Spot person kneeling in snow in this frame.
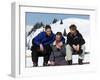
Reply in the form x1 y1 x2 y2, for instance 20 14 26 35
48 32 67 66
31 25 55 67
65 24 85 65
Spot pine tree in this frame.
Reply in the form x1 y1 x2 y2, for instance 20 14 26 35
34 22 44 29
63 28 67 36
52 18 58 24
60 19 63 24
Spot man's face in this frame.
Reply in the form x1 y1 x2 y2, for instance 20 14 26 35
70 29 76 34
56 35 61 41
45 28 52 36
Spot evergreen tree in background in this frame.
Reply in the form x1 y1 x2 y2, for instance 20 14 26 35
63 28 67 36
60 19 63 24
52 18 58 24
28 22 44 36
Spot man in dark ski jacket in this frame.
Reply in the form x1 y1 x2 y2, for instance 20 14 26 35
31 25 65 67
65 24 85 65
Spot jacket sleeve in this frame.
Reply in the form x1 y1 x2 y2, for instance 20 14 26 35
45 34 55 45
78 33 85 45
32 32 43 46
61 36 65 44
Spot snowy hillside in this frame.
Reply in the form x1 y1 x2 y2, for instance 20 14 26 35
26 25 33 33
26 27 44 49
26 18 90 52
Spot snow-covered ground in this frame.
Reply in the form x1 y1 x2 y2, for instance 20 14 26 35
26 18 90 67
25 53 90 67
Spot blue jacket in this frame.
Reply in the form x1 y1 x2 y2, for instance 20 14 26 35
32 31 65 46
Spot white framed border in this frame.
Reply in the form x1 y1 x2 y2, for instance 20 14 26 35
11 2 97 78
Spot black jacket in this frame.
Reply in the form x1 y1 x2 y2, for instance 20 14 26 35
67 30 85 46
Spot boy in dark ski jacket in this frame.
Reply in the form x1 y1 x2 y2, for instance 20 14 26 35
48 32 67 66
31 25 65 67
65 24 85 65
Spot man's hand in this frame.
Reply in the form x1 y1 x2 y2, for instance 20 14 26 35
72 44 80 52
72 45 77 50
58 42 63 47
76 44 80 51
48 61 55 65
40 44 44 51
56 42 63 49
